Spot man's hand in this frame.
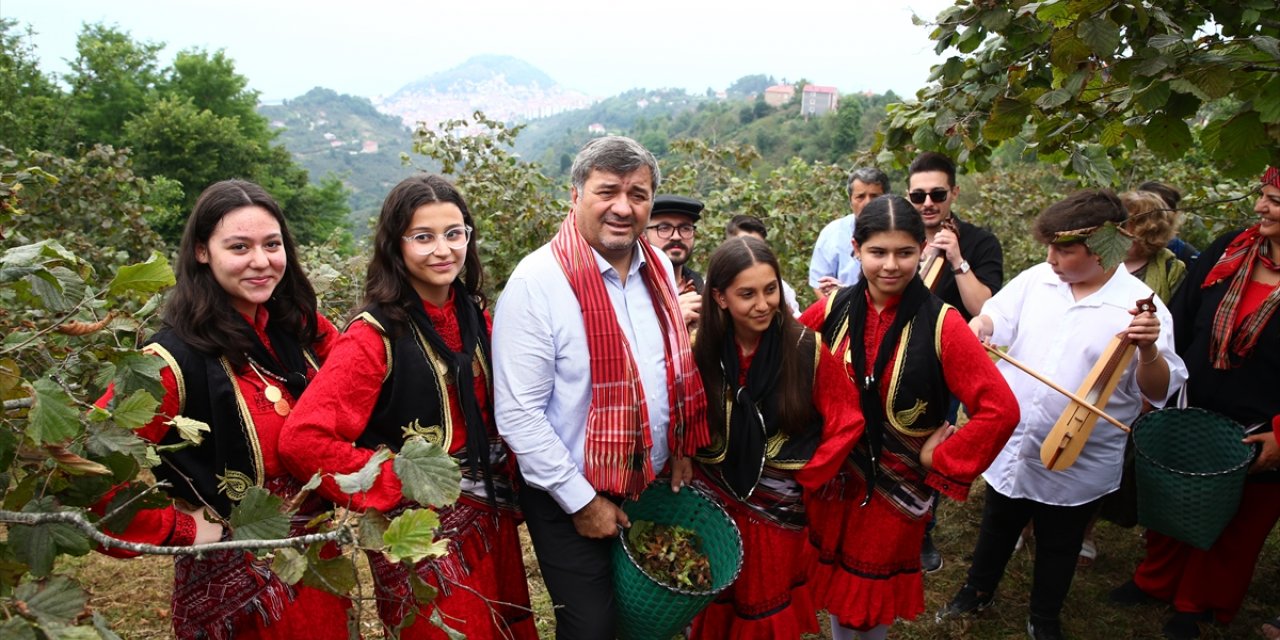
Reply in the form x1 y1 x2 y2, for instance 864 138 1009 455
571 494 630 539
670 456 693 492
679 291 701 329
1126 305 1161 348
815 276 843 299
928 227 963 268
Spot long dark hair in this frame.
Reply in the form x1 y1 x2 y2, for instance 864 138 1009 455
363 174 486 331
163 179 317 367
694 236 816 436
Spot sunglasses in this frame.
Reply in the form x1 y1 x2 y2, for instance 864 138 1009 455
908 188 951 204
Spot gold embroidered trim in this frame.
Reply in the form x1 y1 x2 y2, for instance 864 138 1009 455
142 344 185 414
218 356 265 491
354 312 394 382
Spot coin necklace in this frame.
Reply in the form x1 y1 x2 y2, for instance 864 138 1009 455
246 357 291 417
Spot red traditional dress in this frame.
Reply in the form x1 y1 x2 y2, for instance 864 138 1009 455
798 283 1018 631
280 289 536 640
92 308 350 640
688 327 863 640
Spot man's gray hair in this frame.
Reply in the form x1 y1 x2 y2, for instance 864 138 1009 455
847 166 891 197
570 136 661 193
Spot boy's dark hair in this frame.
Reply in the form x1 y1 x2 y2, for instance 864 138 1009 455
725 214 768 239
1033 189 1127 247
907 151 957 187
1137 181 1182 210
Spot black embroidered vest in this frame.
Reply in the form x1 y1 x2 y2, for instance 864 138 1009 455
820 289 952 517
143 330 318 518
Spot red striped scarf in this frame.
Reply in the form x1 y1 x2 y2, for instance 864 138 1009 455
1203 225 1280 369
550 209 709 498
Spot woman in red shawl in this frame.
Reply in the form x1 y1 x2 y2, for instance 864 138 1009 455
280 174 536 640
1111 167 1280 640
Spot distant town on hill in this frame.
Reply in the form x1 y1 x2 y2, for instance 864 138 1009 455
258 54 898 234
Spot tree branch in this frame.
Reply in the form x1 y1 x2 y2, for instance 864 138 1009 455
0 508 353 555
4 397 33 411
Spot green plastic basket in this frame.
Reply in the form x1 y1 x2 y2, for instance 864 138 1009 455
1132 407 1253 550
613 482 743 640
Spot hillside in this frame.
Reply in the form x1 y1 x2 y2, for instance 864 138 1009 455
376 54 593 129
260 88 419 232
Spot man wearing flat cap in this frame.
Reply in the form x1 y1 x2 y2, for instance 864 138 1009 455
645 194 705 328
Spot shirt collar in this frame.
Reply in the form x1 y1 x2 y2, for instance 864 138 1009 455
591 243 647 279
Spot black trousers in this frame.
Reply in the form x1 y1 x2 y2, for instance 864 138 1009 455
520 485 617 639
965 484 1100 623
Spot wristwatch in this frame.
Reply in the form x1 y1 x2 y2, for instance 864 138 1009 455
953 260 971 275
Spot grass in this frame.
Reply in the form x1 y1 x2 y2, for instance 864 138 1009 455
71 481 1280 638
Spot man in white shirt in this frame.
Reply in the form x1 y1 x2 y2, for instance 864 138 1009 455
493 136 707 639
808 166 890 298
936 190 1187 640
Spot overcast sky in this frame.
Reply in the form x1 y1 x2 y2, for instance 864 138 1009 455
4 0 957 102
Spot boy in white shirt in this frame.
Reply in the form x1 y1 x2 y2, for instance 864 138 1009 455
936 189 1188 640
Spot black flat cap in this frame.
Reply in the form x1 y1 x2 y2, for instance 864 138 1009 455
651 194 704 222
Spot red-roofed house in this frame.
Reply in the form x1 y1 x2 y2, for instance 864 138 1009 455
802 85 840 117
763 84 795 107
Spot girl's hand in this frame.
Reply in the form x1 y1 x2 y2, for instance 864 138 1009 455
179 505 225 545
920 423 958 470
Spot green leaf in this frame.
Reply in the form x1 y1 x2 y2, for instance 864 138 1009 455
86 426 150 466
111 389 159 430
334 448 393 496
1186 65 1237 100
90 611 124 640
1135 81 1172 112
299 543 358 595
106 252 175 297
28 378 81 445
1143 113 1194 159
13 576 88 624
0 618 35 640
938 57 966 85
428 608 466 640
409 571 439 609
168 415 210 444
383 509 449 564
1147 34 1186 53
357 508 392 551
1100 120 1128 147
1049 30 1092 70
978 9 1013 31
0 357 21 397
1086 223 1132 271
1068 145 1118 185
1252 35 1280 60
271 547 308 585
1258 76 1280 124
1036 89 1073 109
228 486 290 543
393 437 461 508
25 271 70 313
1078 18 1120 58
10 502 92 577
1035 1 1073 26
110 351 165 400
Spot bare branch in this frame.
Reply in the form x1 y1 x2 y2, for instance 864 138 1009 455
4 397 33 411
0 508 353 555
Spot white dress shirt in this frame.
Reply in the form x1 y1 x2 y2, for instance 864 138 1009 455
493 242 675 514
808 214 862 288
980 263 1188 506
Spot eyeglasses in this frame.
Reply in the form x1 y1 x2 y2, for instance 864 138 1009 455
908 188 951 204
402 226 472 255
646 223 697 239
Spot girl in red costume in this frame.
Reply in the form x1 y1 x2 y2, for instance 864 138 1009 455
687 236 863 639
280 174 535 640
93 180 350 640
798 195 1018 640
